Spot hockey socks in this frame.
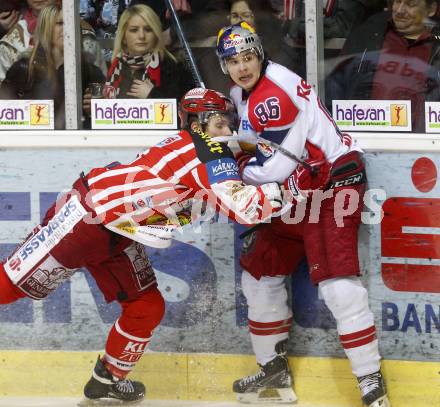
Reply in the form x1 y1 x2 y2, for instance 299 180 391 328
103 287 165 378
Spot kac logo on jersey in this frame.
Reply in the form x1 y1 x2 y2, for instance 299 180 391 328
206 158 240 184
132 195 154 210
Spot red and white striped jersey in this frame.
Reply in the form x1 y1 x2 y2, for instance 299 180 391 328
85 129 277 248
230 61 362 187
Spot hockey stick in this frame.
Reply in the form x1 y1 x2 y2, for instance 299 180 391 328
164 0 206 88
214 133 316 240
255 136 317 175
212 134 318 175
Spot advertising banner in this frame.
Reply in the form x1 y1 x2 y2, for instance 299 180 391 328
0 148 439 362
425 102 440 133
91 99 177 129
332 100 412 132
0 100 54 130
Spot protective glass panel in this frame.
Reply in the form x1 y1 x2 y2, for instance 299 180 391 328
0 1 64 130
324 0 440 133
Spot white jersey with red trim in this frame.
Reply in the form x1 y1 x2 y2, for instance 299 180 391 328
85 129 277 248
231 61 362 186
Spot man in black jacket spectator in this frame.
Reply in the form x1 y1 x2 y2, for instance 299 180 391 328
326 0 440 132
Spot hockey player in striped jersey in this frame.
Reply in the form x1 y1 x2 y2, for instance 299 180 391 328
0 87 282 404
216 22 390 407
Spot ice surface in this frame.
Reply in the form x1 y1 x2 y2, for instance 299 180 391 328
0 398 328 407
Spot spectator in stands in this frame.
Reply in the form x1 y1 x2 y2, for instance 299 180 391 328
0 4 105 129
228 0 288 64
284 0 387 42
0 1 21 39
88 0 170 64
81 18 108 75
0 0 54 84
103 4 194 99
326 0 440 132
188 0 286 94
279 0 387 77
228 0 256 25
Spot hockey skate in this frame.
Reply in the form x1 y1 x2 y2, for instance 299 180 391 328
233 355 297 404
357 370 391 407
81 357 145 405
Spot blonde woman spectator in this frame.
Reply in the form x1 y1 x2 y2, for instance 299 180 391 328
103 4 194 99
0 4 105 129
0 0 53 84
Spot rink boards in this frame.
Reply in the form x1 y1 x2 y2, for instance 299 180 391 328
0 146 439 405
0 350 439 407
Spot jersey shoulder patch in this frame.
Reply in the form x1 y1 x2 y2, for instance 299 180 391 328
205 157 240 185
156 133 183 147
190 128 234 163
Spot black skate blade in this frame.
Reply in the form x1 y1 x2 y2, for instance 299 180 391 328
78 397 145 406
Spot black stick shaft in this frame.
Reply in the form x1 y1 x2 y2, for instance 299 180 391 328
164 0 205 88
257 136 315 173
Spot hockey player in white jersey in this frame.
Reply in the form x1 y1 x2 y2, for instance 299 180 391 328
216 22 391 407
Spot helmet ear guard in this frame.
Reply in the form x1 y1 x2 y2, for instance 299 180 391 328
216 21 264 74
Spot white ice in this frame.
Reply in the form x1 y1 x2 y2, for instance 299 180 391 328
0 398 330 407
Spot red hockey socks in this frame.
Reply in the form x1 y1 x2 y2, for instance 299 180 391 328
103 287 165 378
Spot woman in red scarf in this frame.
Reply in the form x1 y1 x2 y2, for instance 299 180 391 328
104 4 194 100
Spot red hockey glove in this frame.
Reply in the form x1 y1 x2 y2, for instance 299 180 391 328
235 151 253 177
283 159 331 203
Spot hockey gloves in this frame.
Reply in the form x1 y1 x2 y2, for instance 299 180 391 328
235 150 254 177
283 159 331 203
259 182 283 211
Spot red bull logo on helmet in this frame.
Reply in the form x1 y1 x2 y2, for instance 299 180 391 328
217 22 260 57
223 36 246 50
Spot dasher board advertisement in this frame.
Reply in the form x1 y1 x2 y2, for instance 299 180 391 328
425 102 440 133
0 148 439 362
0 100 54 130
91 98 177 130
332 100 412 132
